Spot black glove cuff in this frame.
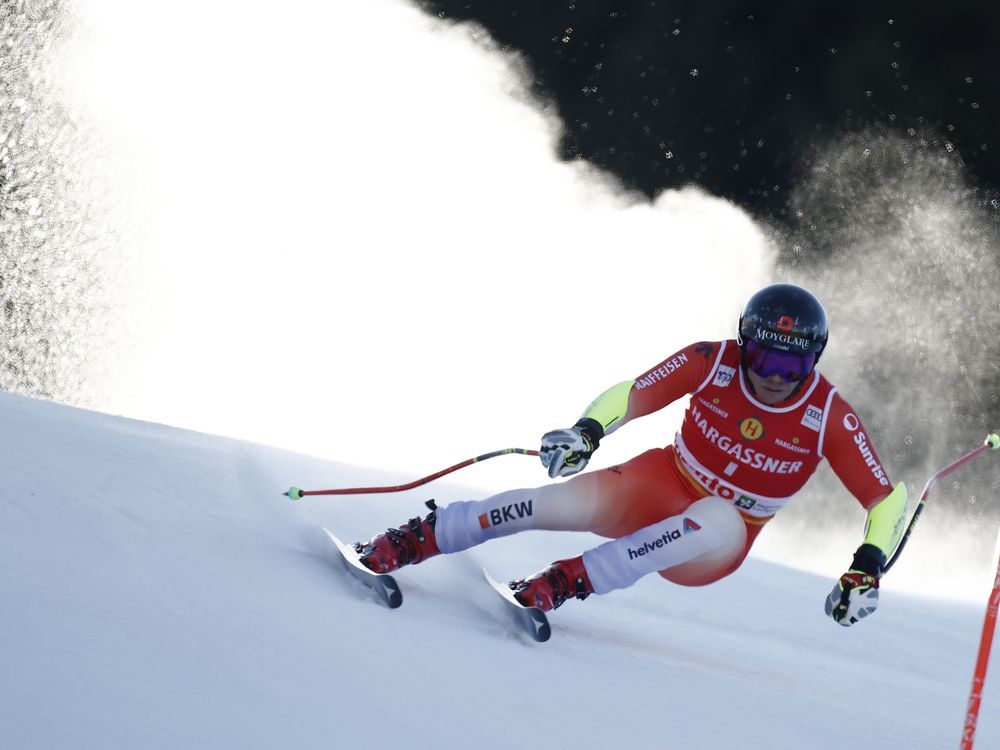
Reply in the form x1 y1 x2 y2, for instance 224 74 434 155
574 418 604 452
850 543 886 577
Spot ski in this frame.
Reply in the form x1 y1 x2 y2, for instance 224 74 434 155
483 569 551 642
321 529 548 636
323 528 403 609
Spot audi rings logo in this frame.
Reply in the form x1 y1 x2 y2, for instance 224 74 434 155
843 413 860 432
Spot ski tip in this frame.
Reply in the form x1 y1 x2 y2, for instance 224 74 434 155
482 568 511 594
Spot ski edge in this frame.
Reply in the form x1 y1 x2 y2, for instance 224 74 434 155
483 568 551 642
323 528 403 609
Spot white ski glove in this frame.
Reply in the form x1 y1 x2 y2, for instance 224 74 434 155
539 419 603 479
825 544 884 626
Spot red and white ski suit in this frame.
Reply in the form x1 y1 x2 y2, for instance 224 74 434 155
433 340 894 590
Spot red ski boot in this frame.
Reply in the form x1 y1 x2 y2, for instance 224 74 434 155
355 512 440 574
511 556 594 612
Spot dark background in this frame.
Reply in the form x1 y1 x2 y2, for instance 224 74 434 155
419 0 1000 222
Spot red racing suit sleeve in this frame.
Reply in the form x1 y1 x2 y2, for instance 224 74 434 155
624 341 720 423
822 392 894 509
580 341 719 434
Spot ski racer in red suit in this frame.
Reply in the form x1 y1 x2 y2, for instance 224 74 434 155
355 284 907 627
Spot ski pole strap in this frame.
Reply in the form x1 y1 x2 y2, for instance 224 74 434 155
284 448 540 499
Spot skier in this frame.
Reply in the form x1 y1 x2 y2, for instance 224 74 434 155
355 283 907 627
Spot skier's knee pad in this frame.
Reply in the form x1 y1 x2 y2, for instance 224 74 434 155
658 497 747 587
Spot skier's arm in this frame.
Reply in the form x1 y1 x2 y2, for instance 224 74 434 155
822 394 907 626
822 393 895 509
860 481 907 561
824 487 906 627
540 341 719 478
579 341 720 437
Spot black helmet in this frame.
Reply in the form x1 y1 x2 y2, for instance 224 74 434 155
737 283 828 358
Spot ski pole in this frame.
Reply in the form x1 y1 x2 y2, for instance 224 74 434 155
883 432 1000 574
960 529 1000 750
284 447 540 500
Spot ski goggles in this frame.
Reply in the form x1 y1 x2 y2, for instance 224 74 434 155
742 340 816 383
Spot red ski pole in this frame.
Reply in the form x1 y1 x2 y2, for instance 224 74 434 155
284 447 539 500
883 433 1000 574
960 539 1000 749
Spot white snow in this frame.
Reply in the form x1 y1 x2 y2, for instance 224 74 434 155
2 390 996 749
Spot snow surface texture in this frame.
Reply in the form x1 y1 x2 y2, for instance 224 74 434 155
2 390 996 749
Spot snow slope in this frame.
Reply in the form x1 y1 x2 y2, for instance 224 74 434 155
2 390 996 749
